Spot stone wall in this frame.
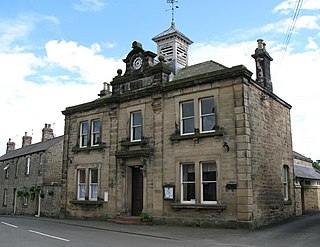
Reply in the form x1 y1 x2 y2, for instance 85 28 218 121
303 187 320 211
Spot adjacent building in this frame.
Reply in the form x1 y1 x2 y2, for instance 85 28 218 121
60 23 295 228
293 151 320 214
0 124 63 217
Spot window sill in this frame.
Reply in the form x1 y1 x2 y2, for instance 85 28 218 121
70 200 103 206
170 128 225 142
72 143 107 154
120 138 150 148
171 203 226 211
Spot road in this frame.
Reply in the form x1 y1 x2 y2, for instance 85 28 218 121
0 212 320 247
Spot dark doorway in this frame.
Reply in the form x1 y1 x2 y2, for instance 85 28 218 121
132 166 143 216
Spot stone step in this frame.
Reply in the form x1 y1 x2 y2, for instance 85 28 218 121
114 216 141 225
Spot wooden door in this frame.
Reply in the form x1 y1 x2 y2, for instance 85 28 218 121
132 167 143 216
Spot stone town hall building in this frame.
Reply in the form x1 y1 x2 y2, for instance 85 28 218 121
61 22 295 228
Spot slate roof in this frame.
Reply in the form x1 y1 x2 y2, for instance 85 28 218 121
152 22 193 44
0 136 64 162
173 60 227 81
294 164 320 180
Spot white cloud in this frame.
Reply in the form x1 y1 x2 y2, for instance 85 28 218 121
73 0 106 12
45 40 123 83
306 36 319 48
275 0 320 14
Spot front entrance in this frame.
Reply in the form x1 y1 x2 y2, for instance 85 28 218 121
131 166 143 216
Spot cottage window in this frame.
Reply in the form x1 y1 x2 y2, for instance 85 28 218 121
199 97 215 133
283 165 289 200
181 164 195 203
80 121 89 147
25 158 30 175
91 119 100 146
131 111 142 142
4 164 9 179
77 169 86 200
180 101 194 135
201 162 217 204
89 169 98 201
3 188 7 207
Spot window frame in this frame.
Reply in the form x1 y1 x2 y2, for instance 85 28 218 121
79 121 89 148
91 119 101 146
89 169 98 201
200 162 217 204
180 101 195 135
283 165 289 201
77 169 86 201
181 163 196 204
199 97 215 133
130 111 142 142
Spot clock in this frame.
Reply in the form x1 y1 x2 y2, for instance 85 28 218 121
132 56 142 70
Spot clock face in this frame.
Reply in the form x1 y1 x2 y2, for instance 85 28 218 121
132 56 142 70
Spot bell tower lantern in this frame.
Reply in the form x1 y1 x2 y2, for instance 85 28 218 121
152 21 193 76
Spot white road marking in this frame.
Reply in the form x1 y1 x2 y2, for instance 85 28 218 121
28 230 70 242
1 221 18 228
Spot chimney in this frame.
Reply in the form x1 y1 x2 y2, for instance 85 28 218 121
6 138 15 153
22 132 32 148
251 39 273 92
42 123 54 142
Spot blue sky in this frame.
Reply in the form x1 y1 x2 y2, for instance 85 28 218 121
0 0 319 160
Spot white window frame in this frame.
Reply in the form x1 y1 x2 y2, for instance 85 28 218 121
91 119 101 146
77 169 86 200
180 101 195 135
283 165 289 201
181 163 196 204
25 158 30 175
130 111 142 142
89 169 98 201
80 121 88 148
199 97 215 133
200 162 217 204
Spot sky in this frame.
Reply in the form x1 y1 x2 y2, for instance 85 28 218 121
0 0 319 161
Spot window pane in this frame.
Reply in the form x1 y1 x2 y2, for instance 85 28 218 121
133 126 141 140
92 120 100 132
202 163 216 181
81 122 88 134
92 120 100 146
201 98 214 115
91 185 98 199
182 102 194 118
202 115 215 131
91 169 98 183
79 170 86 183
203 183 216 201
133 111 142 125
79 184 85 199
182 164 195 182
182 118 194 134
183 183 195 201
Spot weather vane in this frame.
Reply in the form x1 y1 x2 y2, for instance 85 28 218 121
167 0 179 24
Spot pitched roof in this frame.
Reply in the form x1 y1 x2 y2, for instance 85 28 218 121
294 164 320 180
0 136 64 161
152 22 193 44
293 151 313 163
173 60 227 81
